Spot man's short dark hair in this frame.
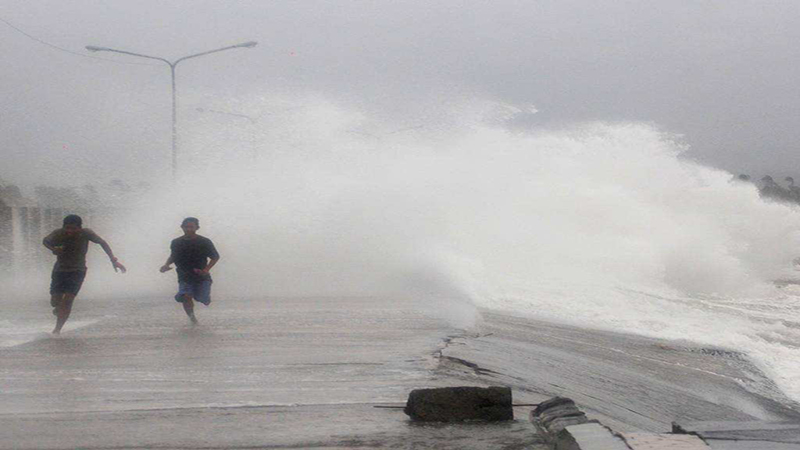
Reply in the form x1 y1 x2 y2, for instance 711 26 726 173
181 217 200 227
63 214 83 228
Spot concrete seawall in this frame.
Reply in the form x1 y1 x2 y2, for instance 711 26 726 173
0 206 115 272
437 311 800 449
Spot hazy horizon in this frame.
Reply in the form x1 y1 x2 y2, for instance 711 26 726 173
3 1 800 190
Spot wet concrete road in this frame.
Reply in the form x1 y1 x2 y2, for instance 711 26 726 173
2 295 799 448
0 296 545 449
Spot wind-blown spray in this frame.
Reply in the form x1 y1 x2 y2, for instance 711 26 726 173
10 95 800 402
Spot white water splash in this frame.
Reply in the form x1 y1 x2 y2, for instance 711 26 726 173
37 95 800 403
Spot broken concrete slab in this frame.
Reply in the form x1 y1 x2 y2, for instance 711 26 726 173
672 420 800 444
535 396 578 412
403 386 513 422
673 420 800 434
705 441 800 450
621 432 709 449
531 396 590 441
554 422 629 450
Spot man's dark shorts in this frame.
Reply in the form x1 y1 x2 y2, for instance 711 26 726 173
50 270 87 296
174 279 212 306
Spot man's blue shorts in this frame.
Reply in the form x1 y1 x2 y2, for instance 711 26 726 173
174 279 212 305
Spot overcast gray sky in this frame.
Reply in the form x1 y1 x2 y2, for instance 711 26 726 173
2 0 800 188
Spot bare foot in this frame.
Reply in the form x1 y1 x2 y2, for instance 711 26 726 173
189 315 199 325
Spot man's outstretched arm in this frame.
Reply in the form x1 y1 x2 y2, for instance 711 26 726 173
204 257 220 273
89 231 126 273
160 255 175 273
195 243 220 276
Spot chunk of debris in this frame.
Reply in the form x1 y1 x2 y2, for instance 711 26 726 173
404 386 513 422
621 432 709 449
531 396 590 439
554 422 629 450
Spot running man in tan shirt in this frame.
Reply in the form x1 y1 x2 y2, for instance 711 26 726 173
42 214 126 334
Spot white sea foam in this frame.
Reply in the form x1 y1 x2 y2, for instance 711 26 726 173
0 318 101 347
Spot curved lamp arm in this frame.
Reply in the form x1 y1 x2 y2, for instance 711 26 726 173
174 41 258 66
85 46 171 65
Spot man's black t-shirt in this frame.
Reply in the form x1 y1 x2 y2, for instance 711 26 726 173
170 235 219 283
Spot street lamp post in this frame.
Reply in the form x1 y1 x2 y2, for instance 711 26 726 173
86 41 258 178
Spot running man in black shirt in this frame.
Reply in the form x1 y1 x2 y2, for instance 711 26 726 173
160 217 220 324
